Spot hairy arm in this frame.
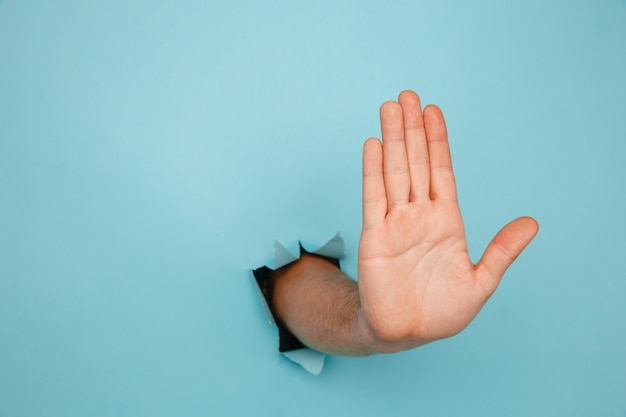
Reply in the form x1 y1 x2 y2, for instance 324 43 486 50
271 253 374 355
271 90 538 356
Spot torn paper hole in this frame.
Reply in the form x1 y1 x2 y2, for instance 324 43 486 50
252 233 345 375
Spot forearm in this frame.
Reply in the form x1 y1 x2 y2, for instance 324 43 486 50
270 253 375 356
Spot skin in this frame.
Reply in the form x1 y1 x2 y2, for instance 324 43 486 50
272 90 539 356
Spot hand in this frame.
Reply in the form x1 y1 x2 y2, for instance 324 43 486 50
357 90 538 352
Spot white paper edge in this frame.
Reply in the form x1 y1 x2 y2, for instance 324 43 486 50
253 233 346 375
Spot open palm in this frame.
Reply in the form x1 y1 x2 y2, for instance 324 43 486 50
357 91 538 352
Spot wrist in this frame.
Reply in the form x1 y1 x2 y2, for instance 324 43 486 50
355 305 430 354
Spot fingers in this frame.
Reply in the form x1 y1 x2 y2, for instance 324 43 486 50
475 217 539 296
362 138 386 229
380 101 410 209
366 90 456 224
424 105 457 201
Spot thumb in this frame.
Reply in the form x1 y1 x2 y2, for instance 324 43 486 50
475 216 539 296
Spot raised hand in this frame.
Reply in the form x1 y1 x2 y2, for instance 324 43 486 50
357 90 538 352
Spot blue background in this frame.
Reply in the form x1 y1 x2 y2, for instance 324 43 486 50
1 0 625 415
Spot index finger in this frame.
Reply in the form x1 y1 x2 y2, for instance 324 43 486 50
424 105 457 201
